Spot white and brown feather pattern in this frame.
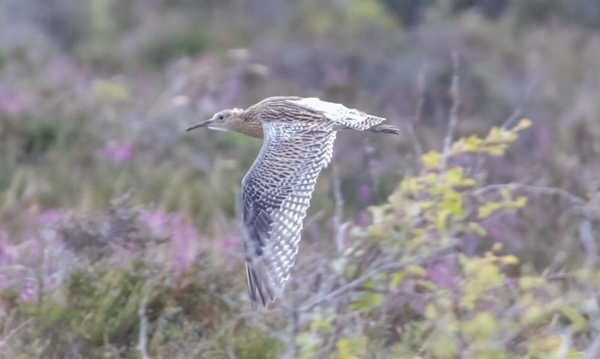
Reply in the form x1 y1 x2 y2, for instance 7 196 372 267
289 97 387 130
242 120 336 308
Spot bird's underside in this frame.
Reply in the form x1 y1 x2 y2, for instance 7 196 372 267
241 98 397 308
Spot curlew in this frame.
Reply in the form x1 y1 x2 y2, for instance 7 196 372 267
186 96 400 308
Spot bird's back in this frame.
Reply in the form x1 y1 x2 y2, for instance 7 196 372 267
245 96 390 132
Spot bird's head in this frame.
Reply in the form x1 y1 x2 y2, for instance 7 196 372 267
186 108 244 133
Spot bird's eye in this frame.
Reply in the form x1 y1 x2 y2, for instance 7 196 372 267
218 115 224 120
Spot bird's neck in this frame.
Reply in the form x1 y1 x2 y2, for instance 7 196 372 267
231 111 263 138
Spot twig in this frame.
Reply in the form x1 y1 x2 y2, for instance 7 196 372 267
579 220 597 273
363 136 381 202
137 292 150 359
405 65 427 171
280 306 300 359
331 160 349 253
441 52 461 170
502 72 538 129
0 318 32 350
226 345 237 359
584 332 600 359
300 242 457 312
473 183 587 208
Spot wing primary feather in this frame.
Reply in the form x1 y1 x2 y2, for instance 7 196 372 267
246 261 276 308
241 121 337 308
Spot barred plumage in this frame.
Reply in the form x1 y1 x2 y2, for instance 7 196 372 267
186 96 400 308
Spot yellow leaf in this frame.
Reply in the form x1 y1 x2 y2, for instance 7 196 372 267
499 255 519 265
421 151 441 169
460 177 477 186
478 202 502 219
425 302 437 319
478 263 501 284
464 135 483 151
432 336 456 359
467 222 487 236
350 292 384 312
514 118 532 131
491 242 503 252
560 305 588 332
93 80 130 101
336 338 366 359
513 196 527 208
312 318 331 330
434 210 450 232
519 276 542 291
406 265 426 276
390 272 404 288
441 190 463 216
463 312 497 340
521 306 544 324
485 144 509 156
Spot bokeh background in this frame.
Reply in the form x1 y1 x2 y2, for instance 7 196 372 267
1 0 600 358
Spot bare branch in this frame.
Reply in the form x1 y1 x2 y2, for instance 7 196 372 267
441 51 461 170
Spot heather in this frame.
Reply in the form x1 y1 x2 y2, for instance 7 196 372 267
1 1 600 358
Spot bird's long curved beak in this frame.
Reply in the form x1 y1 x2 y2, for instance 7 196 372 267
186 119 213 132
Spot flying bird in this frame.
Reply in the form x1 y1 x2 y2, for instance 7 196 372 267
186 96 400 308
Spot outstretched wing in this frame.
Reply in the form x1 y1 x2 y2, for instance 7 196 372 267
288 97 387 130
242 121 336 308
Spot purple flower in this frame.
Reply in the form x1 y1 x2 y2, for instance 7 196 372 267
140 210 200 272
0 230 19 265
358 184 372 201
355 210 370 226
170 213 200 271
426 261 458 289
140 210 170 238
47 58 90 85
96 140 133 164
20 279 39 302
221 232 237 250
0 88 25 115
0 210 74 305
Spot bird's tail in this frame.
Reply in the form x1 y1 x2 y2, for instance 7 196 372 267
367 123 402 135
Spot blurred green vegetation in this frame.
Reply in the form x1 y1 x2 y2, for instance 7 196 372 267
0 0 600 357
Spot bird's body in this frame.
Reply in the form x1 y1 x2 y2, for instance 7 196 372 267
186 96 400 308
